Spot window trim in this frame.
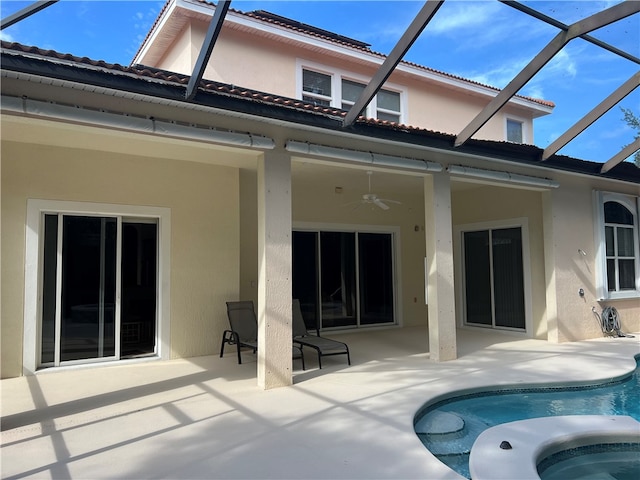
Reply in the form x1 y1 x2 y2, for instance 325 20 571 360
294 221 403 329
454 217 533 336
506 116 526 144
297 59 406 123
23 199 171 374
301 68 333 105
594 191 640 300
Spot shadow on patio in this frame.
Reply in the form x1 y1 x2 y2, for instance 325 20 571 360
2 327 638 479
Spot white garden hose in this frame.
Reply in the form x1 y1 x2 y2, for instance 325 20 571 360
593 306 635 338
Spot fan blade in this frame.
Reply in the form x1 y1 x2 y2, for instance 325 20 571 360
373 198 390 210
379 198 402 205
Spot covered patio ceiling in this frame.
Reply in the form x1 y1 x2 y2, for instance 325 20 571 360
2 0 639 174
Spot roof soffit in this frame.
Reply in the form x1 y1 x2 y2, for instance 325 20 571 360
2 49 638 185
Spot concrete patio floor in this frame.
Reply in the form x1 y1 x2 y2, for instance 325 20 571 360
2 327 639 480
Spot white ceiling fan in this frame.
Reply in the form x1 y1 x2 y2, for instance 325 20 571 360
346 170 401 211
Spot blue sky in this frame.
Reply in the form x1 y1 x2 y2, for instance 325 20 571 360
1 0 638 164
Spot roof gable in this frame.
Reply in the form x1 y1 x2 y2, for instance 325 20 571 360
133 0 553 113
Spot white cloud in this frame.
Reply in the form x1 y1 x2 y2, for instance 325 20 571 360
462 58 529 89
523 84 545 100
599 123 631 140
546 48 578 79
453 41 580 100
426 2 500 35
546 131 562 143
0 31 14 43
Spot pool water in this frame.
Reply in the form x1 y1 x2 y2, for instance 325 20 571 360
414 357 640 479
537 443 640 480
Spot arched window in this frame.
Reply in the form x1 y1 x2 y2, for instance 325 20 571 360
596 193 640 299
604 201 636 292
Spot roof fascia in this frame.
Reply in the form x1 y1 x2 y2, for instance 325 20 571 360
3 50 637 185
174 0 551 114
132 0 180 65
221 8 379 61
390 62 553 115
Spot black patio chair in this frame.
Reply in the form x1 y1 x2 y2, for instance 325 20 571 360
221 300 305 369
292 299 351 369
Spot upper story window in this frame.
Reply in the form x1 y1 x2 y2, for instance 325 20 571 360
376 89 401 123
506 118 524 143
341 79 364 110
300 64 404 123
595 192 640 299
340 79 401 123
302 70 332 106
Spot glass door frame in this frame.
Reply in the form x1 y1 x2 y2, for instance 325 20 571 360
454 218 533 335
293 222 401 331
41 213 122 367
23 199 171 374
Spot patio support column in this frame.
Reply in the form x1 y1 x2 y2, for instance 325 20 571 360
542 189 560 343
424 173 457 361
256 150 293 389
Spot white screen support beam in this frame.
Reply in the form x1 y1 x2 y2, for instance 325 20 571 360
454 1 640 148
542 71 640 161
342 0 443 127
0 0 57 30
185 0 231 101
601 138 640 174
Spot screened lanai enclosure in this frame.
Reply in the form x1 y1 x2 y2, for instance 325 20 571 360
1 1 638 388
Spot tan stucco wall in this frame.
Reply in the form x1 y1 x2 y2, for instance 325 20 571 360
159 19 537 143
209 28 298 96
451 185 547 338
292 167 428 328
238 165 430 333
450 177 639 343
1 141 240 378
240 167 429 330
543 176 640 342
239 169 259 305
400 76 536 144
156 23 196 75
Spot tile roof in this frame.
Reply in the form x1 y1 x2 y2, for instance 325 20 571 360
236 4 555 109
137 0 553 109
1 40 637 183
245 10 371 49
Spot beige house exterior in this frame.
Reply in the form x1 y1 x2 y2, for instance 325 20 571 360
1 0 639 388
133 0 552 145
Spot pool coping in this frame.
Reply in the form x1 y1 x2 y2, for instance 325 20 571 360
469 415 640 480
412 358 639 424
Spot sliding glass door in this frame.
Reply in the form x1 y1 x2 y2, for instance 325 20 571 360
359 233 394 325
40 214 158 367
320 232 357 328
463 226 525 330
293 229 396 331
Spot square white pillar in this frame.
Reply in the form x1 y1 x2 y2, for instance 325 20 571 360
257 151 293 389
424 173 457 361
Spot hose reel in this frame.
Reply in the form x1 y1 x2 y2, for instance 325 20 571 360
593 306 635 338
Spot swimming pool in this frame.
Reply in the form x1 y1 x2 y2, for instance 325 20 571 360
414 356 640 479
537 442 640 480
